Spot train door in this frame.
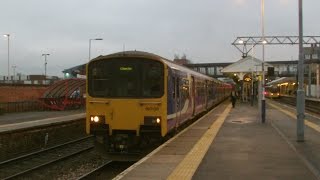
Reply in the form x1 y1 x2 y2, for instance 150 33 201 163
191 76 195 116
171 76 177 129
205 80 208 110
175 77 181 128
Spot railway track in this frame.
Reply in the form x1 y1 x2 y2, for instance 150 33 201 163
272 96 320 115
78 161 136 179
0 135 94 179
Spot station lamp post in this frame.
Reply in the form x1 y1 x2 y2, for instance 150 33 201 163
297 0 305 142
251 47 255 107
42 53 50 83
261 0 266 123
89 38 103 61
3 34 10 82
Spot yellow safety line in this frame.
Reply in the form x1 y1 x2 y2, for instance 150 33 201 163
167 104 232 180
268 102 320 133
114 103 226 180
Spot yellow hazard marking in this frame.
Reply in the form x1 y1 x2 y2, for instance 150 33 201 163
268 102 320 133
167 104 232 180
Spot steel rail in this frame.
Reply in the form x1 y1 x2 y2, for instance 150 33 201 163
77 160 113 180
3 146 94 180
0 135 94 166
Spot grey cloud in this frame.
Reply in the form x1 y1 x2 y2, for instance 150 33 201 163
0 0 319 76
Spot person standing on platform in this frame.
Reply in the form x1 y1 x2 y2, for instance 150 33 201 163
231 91 237 108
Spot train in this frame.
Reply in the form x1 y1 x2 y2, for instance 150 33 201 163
265 77 298 98
85 51 232 152
265 85 280 98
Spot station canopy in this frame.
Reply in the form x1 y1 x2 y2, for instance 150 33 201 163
266 77 296 86
221 55 272 73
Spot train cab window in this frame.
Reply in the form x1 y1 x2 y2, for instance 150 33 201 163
142 62 164 97
88 58 164 98
116 63 139 97
90 61 113 97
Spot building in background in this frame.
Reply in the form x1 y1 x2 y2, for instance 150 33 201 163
0 74 60 85
62 63 86 79
304 44 320 98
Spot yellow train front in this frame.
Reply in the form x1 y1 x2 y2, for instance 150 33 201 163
86 51 231 153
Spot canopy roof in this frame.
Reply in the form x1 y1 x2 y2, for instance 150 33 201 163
266 77 296 86
221 56 272 73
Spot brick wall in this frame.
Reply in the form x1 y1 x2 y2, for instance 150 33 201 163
0 84 47 102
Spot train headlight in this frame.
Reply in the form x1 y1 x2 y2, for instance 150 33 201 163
144 116 161 125
93 116 99 122
89 115 105 124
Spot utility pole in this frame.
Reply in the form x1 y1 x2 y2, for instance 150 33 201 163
42 54 50 84
12 65 16 83
297 0 305 142
3 34 10 82
317 44 320 98
251 44 255 106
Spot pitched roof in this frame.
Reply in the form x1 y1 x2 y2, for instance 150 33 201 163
266 77 296 86
221 56 272 73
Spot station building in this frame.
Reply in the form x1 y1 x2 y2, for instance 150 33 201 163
0 74 60 85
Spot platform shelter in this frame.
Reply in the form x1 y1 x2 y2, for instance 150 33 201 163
221 56 272 102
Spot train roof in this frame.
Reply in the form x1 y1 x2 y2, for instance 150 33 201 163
92 51 219 82
266 77 296 86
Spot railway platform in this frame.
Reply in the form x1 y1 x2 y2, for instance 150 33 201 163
0 109 85 133
115 100 320 180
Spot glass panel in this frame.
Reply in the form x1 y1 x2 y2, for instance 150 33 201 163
199 67 206 74
88 58 164 98
90 60 115 97
142 61 163 97
216 67 223 75
207 67 215 75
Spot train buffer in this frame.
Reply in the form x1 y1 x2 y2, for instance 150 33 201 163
115 101 320 180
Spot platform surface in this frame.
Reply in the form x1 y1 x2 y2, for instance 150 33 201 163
0 110 85 133
115 100 320 180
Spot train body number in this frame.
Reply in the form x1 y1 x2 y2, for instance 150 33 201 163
145 106 160 111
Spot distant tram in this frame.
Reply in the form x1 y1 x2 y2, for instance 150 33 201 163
85 51 232 152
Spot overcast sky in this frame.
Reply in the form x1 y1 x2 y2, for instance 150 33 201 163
0 0 319 77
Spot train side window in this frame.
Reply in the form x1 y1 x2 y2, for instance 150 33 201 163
172 77 176 98
176 78 180 98
182 79 189 98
